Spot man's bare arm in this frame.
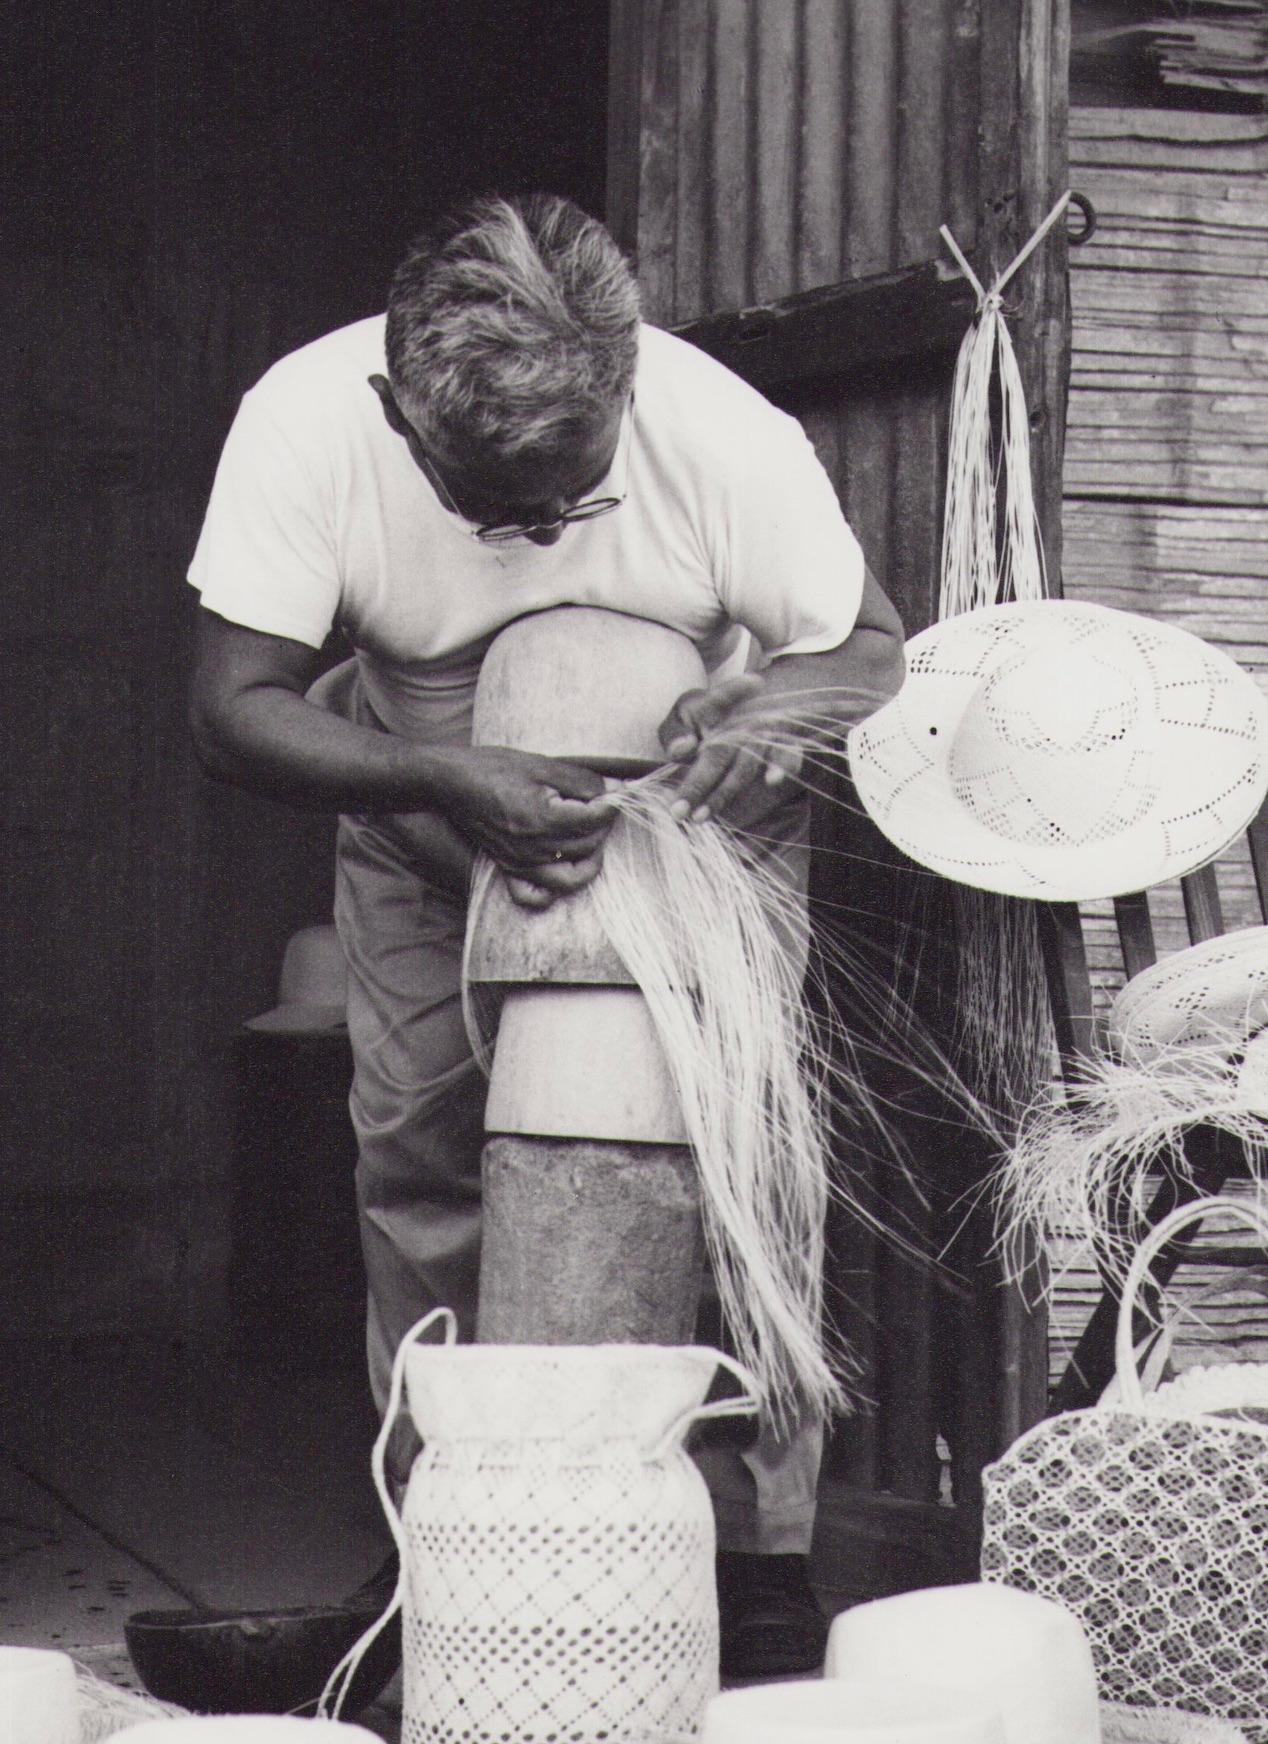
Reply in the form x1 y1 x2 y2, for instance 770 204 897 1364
189 607 615 894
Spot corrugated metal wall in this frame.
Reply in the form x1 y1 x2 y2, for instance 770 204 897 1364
609 0 1070 1567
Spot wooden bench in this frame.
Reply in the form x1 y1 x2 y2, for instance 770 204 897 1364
1035 799 1268 1412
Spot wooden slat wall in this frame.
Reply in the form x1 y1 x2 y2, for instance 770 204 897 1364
1049 104 1268 1387
609 0 1070 1532
1063 106 1268 1013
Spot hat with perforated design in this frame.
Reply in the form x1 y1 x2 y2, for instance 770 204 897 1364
847 600 1268 902
1108 926 1268 1061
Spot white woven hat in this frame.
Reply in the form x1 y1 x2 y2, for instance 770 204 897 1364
847 601 1268 901
245 923 348 1034
1108 926 1268 1060
824 1583 1100 1744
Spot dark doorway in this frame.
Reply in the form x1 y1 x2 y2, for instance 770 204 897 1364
0 0 609 1353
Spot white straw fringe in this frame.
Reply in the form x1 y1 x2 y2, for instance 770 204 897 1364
74 1661 187 1740
996 1035 1268 1292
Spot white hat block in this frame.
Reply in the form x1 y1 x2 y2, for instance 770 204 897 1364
484 986 687 1142
472 604 707 773
0 1647 78 1744
825 1584 1100 1744
700 1678 1005 1744
111 1719 380 1741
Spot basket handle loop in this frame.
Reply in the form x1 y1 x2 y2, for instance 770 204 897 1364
318 1306 457 1719
1115 1195 1268 1411
650 1349 762 1462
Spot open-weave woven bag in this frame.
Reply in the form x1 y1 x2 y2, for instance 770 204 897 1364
322 1311 760 1744
982 1197 1268 1740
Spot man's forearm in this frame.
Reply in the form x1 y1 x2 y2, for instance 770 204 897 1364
191 680 463 813
760 631 905 737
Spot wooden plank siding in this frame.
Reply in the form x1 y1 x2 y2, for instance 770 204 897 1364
1063 106 1268 1018
1048 104 1268 1390
608 0 1070 1533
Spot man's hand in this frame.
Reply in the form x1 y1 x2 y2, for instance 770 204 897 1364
659 674 805 829
428 744 616 906
658 570 906 831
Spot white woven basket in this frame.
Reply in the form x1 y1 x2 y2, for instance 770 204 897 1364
982 1197 1268 1740
322 1310 759 1744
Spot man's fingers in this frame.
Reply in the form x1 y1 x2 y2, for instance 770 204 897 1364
505 874 556 910
660 674 764 759
543 790 618 832
763 743 804 787
527 753 611 804
536 852 604 893
669 741 742 819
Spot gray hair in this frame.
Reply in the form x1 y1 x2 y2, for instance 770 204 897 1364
386 194 641 468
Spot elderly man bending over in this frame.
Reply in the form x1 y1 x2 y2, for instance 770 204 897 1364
188 192 905 1675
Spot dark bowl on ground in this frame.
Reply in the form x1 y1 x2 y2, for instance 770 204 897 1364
124 1603 400 1718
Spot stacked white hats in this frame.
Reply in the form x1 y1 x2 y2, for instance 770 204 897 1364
824 1583 1101 1744
700 1678 1005 1744
111 1719 379 1741
0 1647 78 1744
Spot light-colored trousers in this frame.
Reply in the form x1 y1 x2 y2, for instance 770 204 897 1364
321 664 823 1553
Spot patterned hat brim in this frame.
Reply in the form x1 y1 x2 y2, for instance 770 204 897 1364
847 601 1268 903
1108 926 1268 1058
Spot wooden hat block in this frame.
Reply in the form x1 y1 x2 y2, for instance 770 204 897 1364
485 986 688 1145
466 606 706 988
469 607 706 1345
471 604 707 774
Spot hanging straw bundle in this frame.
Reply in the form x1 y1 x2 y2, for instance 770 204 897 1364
936 195 1073 1124
464 687 1006 1429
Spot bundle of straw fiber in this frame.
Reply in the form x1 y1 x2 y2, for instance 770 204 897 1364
936 197 1072 1119
464 692 1004 1429
998 932 1268 1286
997 1034 1268 1290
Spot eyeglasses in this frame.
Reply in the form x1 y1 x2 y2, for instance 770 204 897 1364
469 400 634 544
474 491 622 544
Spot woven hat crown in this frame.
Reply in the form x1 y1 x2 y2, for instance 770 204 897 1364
948 635 1156 850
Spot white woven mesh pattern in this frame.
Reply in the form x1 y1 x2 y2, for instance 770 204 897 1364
1110 930 1268 1059
981 1410 1268 1738
848 601 1268 900
399 1438 717 1744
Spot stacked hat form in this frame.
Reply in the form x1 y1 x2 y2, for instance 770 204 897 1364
847 600 1268 902
0 1647 78 1744
699 1678 1005 1744
111 1719 380 1741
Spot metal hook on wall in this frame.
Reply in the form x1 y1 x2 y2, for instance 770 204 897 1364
1066 191 1097 246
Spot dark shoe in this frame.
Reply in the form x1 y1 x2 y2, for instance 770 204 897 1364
717 1551 829 1679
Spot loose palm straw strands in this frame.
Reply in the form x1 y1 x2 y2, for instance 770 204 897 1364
996 1035 1268 1294
74 1661 188 1740
463 688 1004 1429
937 196 1072 1127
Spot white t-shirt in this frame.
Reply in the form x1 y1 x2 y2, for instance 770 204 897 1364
189 317 865 742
